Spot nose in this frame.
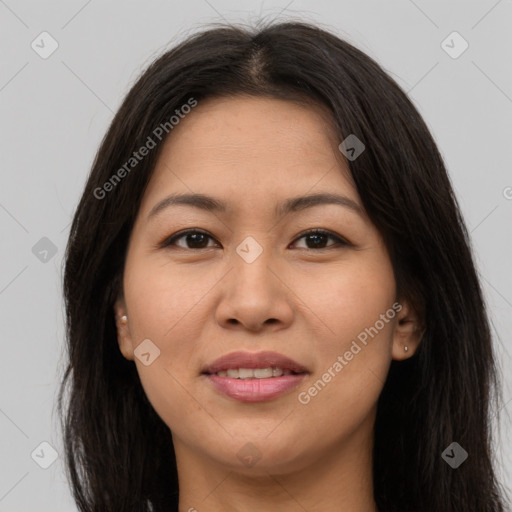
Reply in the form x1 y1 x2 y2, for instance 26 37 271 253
214 238 294 333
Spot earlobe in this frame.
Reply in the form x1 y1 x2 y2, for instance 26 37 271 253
114 300 134 361
391 299 424 361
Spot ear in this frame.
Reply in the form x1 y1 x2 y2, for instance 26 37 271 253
114 297 134 361
391 298 424 361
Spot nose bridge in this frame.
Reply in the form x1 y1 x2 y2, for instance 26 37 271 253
235 234 267 266
232 234 276 289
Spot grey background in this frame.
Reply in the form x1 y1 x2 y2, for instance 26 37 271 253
1 0 511 510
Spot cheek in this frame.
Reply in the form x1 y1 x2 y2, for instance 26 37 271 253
301 253 396 348
123 269 203 428
296 254 396 413
297 301 395 441
124 248 212 342
122 248 243 420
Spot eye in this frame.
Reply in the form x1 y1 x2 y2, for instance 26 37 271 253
159 228 349 251
160 229 219 249
291 229 349 250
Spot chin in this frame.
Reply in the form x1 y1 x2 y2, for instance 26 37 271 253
208 436 312 476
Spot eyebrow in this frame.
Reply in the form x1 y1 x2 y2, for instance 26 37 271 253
147 192 364 220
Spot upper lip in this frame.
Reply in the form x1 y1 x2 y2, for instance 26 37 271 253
202 351 309 374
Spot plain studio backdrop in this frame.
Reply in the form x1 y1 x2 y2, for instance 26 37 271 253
0 0 511 510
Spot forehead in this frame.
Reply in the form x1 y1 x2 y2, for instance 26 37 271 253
139 95 356 216
161 94 341 158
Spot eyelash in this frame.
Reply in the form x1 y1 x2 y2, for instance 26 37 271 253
158 228 350 251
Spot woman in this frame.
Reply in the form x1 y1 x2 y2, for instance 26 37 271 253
57 20 509 512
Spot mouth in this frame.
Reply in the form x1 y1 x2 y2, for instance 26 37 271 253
207 367 304 379
201 350 308 375
201 351 309 402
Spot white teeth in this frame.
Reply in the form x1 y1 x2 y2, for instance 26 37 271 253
214 367 296 379
254 367 273 378
238 368 254 379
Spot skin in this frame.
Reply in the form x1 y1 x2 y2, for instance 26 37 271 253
114 95 422 512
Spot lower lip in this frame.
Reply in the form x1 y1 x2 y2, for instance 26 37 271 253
205 373 307 402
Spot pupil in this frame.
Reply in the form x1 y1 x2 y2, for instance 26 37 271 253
308 233 326 248
188 233 207 248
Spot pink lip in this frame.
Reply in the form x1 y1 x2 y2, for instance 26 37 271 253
201 350 309 403
201 350 308 374
205 373 307 402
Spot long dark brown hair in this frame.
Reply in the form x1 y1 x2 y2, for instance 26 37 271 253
57 19 509 511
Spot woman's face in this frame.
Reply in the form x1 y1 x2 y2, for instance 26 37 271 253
115 95 417 476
